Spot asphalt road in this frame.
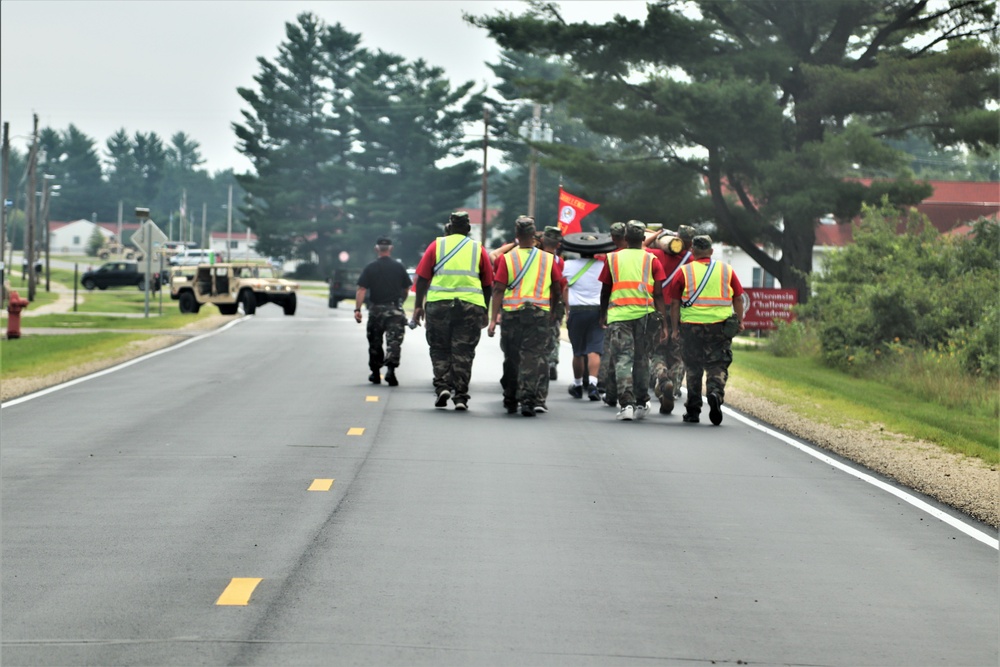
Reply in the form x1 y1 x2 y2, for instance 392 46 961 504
2 296 997 667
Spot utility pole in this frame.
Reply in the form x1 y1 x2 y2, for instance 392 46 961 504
480 105 489 245
25 114 38 302
226 183 233 262
1 122 9 306
201 202 207 250
117 200 123 244
527 103 540 219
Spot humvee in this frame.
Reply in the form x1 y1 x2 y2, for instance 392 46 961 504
98 239 143 261
170 262 299 316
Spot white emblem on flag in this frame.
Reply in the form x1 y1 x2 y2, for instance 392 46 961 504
559 205 575 223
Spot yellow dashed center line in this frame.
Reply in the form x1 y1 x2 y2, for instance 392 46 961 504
347 427 365 436
366 396 379 402
308 478 334 491
216 578 263 606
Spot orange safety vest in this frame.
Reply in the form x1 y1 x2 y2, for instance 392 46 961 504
679 260 734 324
607 248 655 323
502 247 552 311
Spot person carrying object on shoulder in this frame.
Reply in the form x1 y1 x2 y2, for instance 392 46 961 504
599 220 669 422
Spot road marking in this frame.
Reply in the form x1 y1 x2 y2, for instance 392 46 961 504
725 406 999 550
366 396 379 402
347 427 365 436
216 578 263 606
308 478 334 491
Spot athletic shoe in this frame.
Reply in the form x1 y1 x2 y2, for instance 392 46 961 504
682 412 700 423
504 399 518 414
385 368 398 387
454 401 468 411
587 384 602 402
368 372 381 384
674 386 683 399
549 365 558 381
434 389 451 408
521 403 536 417
568 384 583 399
708 392 723 425
616 405 635 421
635 402 650 420
534 404 548 414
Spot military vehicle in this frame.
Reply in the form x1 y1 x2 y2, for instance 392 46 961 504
170 262 299 316
97 238 143 261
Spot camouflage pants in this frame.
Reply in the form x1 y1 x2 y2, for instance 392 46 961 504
499 306 550 408
367 303 406 371
425 299 485 404
547 302 565 366
679 320 733 414
649 316 684 397
606 314 660 408
597 324 616 401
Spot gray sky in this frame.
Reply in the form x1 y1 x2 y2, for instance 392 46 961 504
1 1 649 175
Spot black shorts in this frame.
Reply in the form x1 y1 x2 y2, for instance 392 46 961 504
567 309 604 356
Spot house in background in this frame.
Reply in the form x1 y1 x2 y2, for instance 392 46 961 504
208 231 263 261
48 220 141 254
722 180 999 290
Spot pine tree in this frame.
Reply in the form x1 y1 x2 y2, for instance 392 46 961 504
470 1 999 300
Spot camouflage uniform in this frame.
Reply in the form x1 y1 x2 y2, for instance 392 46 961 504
500 306 550 410
679 320 732 416
597 329 617 405
366 303 406 373
606 313 661 408
649 316 685 399
425 299 485 405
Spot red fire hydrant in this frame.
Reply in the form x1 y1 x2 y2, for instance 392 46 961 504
6 290 29 339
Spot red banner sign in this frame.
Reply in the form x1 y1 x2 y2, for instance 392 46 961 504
557 188 600 236
742 288 798 330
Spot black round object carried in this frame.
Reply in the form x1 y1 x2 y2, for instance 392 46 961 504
560 231 615 255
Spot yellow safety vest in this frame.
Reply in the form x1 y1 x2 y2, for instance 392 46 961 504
502 247 552 312
426 234 486 307
679 260 734 324
607 249 655 323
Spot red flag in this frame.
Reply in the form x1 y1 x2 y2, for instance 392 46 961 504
557 188 600 236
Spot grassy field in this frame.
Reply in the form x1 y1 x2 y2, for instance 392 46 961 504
0 332 158 379
731 343 998 465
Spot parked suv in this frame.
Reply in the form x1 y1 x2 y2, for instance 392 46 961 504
81 261 161 291
170 262 298 315
328 268 361 308
168 248 214 267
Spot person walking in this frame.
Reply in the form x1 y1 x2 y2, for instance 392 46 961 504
563 243 606 402
645 224 696 413
597 221 628 407
412 211 494 411
668 235 745 425
599 220 668 421
354 236 412 386
487 216 564 416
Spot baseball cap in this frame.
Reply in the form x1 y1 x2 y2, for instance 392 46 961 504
515 215 536 235
542 225 562 242
625 220 646 242
609 222 626 238
677 225 697 240
375 236 392 246
692 235 713 250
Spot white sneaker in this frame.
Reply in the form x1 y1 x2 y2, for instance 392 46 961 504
635 402 651 420
616 405 635 421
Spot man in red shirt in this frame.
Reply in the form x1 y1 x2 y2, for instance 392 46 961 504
667 235 745 425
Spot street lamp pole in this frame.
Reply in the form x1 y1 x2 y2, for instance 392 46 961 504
41 175 59 292
25 114 38 302
226 184 233 262
519 104 553 220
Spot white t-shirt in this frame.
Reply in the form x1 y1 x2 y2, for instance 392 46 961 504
563 257 604 306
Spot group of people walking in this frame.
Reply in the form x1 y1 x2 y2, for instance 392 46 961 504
354 209 744 425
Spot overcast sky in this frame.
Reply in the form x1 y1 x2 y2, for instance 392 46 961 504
1 1 649 175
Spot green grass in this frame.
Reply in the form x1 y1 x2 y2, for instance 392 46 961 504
0 333 157 378
731 347 999 465
14 310 217 329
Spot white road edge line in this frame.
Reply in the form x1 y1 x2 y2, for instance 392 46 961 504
723 405 999 550
1 317 250 410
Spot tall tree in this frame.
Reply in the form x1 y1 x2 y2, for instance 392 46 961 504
38 125 108 220
470 0 999 300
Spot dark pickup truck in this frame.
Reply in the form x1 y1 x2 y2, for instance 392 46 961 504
81 261 161 291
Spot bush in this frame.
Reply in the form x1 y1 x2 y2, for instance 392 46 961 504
804 202 998 376
767 319 819 358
